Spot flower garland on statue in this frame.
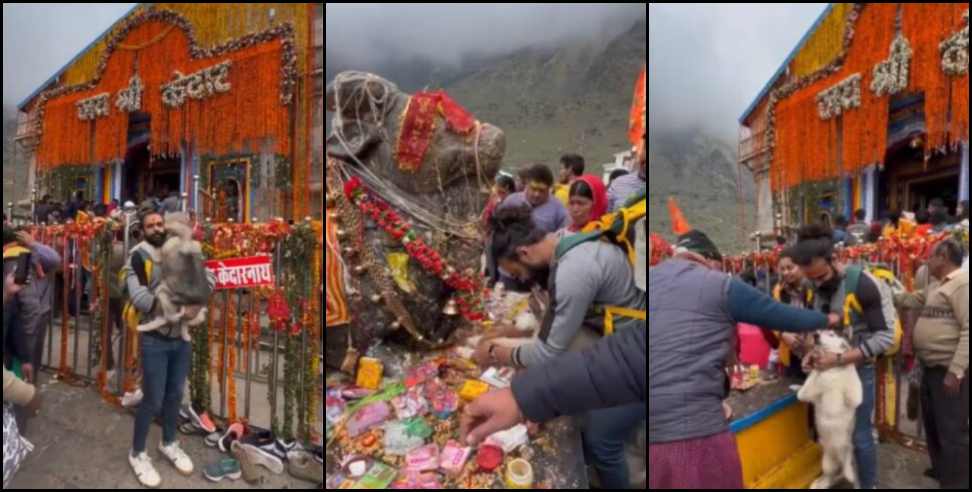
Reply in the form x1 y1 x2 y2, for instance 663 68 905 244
343 176 486 322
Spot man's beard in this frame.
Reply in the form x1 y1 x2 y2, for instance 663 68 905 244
146 232 167 247
815 272 841 293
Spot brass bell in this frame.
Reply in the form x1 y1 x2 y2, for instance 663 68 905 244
443 298 459 316
326 193 339 209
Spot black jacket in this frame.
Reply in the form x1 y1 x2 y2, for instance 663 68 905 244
511 326 645 422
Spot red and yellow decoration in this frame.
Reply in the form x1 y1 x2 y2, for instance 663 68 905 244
721 232 950 293
771 4 969 192
36 8 295 169
344 176 486 322
649 233 672 267
325 209 351 327
395 91 477 173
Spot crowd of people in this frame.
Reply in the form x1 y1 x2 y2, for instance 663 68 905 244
824 199 969 248
649 197 969 489
3 206 324 488
460 135 648 488
26 186 188 227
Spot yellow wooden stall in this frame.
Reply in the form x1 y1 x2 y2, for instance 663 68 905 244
730 393 822 489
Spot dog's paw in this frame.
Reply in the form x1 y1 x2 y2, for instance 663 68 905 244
186 309 207 326
165 308 185 323
137 320 164 332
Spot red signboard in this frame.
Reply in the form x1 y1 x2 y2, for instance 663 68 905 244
205 255 275 290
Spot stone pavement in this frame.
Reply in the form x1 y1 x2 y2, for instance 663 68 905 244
7 371 322 489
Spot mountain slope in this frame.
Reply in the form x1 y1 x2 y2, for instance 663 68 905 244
648 129 755 254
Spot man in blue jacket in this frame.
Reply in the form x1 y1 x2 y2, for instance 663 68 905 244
648 229 835 489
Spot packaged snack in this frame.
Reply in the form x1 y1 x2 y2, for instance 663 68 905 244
346 401 391 438
439 440 472 476
485 423 529 453
405 444 440 472
356 357 384 390
383 420 425 456
353 462 397 489
458 379 490 401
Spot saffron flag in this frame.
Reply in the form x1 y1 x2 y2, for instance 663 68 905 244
628 65 646 147
668 196 692 236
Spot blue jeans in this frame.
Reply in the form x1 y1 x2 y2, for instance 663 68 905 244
853 363 877 489
132 333 192 454
582 402 646 489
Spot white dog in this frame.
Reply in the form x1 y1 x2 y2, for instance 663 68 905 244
136 212 211 341
797 330 863 489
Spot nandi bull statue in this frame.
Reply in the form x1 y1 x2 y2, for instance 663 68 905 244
324 71 506 371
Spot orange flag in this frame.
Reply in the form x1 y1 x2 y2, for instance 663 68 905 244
668 196 692 236
628 65 646 147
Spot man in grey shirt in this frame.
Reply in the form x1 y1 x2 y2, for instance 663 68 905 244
475 205 645 488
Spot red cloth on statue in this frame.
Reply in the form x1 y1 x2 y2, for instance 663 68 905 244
396 91 477 173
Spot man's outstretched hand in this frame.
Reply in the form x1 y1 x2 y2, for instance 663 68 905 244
460 388 525 446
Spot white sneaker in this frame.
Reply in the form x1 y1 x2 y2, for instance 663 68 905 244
158 440 194 476
121 388 144 408
129 450 162 488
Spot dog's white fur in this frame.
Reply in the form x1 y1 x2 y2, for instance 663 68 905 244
797 330 863 489
136 213 208 341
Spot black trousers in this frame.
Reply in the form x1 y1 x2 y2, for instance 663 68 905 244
921 365 970 489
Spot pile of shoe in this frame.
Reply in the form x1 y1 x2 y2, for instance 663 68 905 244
178 403 218 436
176 403 324 485
286 447 324 484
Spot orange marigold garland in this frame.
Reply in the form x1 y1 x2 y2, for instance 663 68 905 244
36 10 295 169
771 4 968 193
227 295 239 423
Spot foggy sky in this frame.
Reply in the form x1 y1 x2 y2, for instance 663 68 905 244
648 3 828 145
3 3 138 109
326 3 647 69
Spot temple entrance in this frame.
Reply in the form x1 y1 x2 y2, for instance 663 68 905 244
879 143 961 215
121 112 182 206
907 173 960 214
209 158 250 223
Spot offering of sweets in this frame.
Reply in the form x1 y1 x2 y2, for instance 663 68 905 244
439 439 472 476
